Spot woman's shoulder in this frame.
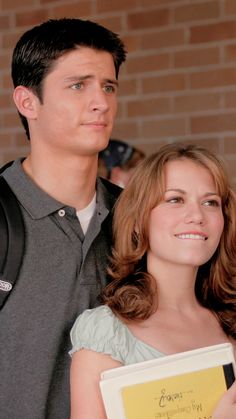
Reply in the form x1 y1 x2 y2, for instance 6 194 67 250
71 305 117 339
70 305 133 362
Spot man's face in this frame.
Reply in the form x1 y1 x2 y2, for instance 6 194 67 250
31 47 118 156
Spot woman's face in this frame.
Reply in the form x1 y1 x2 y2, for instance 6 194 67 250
147 158 224 273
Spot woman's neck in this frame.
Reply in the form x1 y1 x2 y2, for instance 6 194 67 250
147 259 199 311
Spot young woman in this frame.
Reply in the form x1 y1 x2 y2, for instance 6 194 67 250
70 143 236 418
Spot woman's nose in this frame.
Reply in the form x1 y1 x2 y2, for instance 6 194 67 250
184 203 204 224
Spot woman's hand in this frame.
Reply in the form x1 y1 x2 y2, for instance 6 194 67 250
212 381 236 419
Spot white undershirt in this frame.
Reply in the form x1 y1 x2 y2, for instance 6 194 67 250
76 193 96 234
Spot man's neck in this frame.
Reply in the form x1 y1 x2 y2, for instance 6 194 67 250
22 154 98 211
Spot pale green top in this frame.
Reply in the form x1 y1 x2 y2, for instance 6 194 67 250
70 305 164 365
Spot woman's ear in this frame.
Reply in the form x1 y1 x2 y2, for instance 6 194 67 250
13 86 39 119
133 224 140 245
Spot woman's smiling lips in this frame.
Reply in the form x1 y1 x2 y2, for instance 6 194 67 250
174 232 208 240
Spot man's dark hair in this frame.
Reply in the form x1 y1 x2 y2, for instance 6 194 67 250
11 18 127 139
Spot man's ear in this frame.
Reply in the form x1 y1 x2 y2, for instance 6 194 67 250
13 86 39 119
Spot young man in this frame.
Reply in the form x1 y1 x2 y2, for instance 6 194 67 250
0 18 126 418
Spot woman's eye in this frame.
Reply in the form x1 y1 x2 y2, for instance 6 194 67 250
167 197 183 204
203 200 220 207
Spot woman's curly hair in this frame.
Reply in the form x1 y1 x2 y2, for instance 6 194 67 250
101 143 236 339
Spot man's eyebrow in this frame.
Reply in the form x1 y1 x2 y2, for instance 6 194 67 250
106 78 119 87
64 75 119 86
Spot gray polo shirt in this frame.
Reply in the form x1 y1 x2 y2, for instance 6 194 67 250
0 159 120 419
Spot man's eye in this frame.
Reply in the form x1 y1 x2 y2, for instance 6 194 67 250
104 85 116 93
71 83 83 90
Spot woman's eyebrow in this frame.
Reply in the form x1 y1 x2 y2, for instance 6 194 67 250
165 188 186 194
165 189 220 197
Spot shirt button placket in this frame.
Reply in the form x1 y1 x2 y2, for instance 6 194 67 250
58 209 65 217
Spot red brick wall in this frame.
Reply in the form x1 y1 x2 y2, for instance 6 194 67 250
1 0 236 185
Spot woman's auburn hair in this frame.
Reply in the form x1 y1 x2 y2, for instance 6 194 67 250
102 143 236 339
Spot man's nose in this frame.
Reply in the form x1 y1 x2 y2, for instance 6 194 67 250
90 88 109 113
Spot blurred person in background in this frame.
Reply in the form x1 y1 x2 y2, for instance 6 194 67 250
98 138 145 188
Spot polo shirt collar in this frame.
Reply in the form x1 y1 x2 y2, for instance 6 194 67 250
3 159 115 221
2 159 68 220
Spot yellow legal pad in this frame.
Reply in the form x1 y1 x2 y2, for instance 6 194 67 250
122 365 228 419
100 343 235 419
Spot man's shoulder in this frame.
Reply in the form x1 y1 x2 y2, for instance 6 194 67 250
0 173 25 309
0 159 24 185
99 177 122 198
0 160 15 175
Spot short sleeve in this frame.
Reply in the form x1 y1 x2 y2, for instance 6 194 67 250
69 305 135 363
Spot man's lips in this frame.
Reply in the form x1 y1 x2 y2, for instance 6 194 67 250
82 121 107 127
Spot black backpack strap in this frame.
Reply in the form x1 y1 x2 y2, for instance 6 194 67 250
0 176 25 309
99 176 122 197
